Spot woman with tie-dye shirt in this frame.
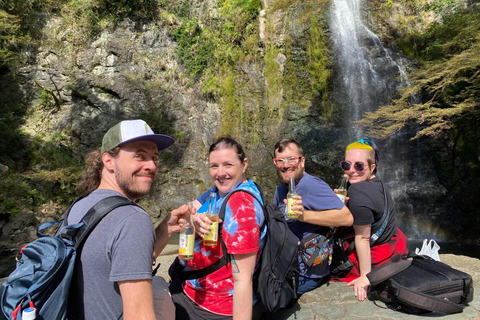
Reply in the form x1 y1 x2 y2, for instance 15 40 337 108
169 136 266 320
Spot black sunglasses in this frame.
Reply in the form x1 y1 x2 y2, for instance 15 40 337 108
340 161 366 171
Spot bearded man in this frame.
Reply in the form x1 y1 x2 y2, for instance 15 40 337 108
68 119 188 320
272 138 353 294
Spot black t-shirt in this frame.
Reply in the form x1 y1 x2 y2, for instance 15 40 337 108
347 177 396 244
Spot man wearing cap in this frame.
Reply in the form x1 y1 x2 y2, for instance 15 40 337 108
272 138 353 295
67 119 187 320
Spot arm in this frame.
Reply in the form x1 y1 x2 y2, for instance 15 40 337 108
302 205 353 226
346 224 371 301
191 199 202 210
231 252 257 320
119 279 156 320
293 193 353 227
154 204 190 258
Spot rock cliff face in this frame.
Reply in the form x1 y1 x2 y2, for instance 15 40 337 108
2 16 224 277
23 17 222 209
18 0 333 213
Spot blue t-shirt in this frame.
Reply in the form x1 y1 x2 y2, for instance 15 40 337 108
274 173 344 278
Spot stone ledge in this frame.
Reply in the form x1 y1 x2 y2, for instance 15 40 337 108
260 254 480 320
1 253 478 320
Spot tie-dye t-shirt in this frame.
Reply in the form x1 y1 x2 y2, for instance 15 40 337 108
181 179 266 316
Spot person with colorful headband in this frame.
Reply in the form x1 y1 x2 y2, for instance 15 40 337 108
272 138 353 295
334 137 408 301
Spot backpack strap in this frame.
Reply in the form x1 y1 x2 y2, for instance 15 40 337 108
39 196 88 238
217 188 264 265
367 259 412 285
178 188 264 280
59 195 139 248
370 181 390 245
342 181 391 253
390 280 465 314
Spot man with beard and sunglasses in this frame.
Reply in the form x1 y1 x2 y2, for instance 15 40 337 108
67 120 189 320
272 138 353 295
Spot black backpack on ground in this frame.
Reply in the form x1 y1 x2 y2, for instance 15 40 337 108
172 188 300 313
367 254 474 314
0 196 137 320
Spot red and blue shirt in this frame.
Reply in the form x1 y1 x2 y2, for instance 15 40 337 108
181 180 266 316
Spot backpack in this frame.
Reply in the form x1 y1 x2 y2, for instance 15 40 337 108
0 195 137 320
171 188 300 313
367 254 474 314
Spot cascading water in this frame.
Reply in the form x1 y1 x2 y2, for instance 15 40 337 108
328 0 441 240
329 0 409 138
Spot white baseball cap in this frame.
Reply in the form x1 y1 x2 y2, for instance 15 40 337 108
101 119 174 153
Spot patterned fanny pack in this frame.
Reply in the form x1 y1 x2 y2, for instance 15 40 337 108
299 232 333 268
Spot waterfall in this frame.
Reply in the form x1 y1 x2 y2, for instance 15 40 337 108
329 0 409 138
328 0 439 240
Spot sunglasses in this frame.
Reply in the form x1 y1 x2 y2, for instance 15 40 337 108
273 156 303 168
340 161 367 171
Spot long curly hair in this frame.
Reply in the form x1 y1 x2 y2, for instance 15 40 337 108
78 147 120 195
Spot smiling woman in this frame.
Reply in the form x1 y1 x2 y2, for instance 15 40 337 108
168 136 267 320
208 138 248 197
333 138 408 302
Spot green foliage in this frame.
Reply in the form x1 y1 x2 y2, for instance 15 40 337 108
359 6 480 140
264 46 283 115
0 73 30 168
305 14 332 117
27 134 83 202
158 0 189 20
171 0 261 135
172 0 262 80
423 0 457 13
398 6 480 62
60 0 159 40
93 0 158 19
0 173 45 214
264 1 332 120
219 72 240 135
0 10 23 69
173 18 214 78
0 132 82 212
0 113 29 165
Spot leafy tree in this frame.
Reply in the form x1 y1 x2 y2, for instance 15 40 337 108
358 5 480 227
359 6 480 140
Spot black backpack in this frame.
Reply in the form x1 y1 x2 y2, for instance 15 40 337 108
0 196 137 320
173 188 300 313
367 254 474 314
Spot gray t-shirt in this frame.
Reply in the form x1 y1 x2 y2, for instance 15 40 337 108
67 189 155 320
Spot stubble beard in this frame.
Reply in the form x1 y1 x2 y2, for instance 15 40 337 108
115 169 154 200
276 168 303 186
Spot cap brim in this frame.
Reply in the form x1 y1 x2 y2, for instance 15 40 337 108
119 134 175 151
